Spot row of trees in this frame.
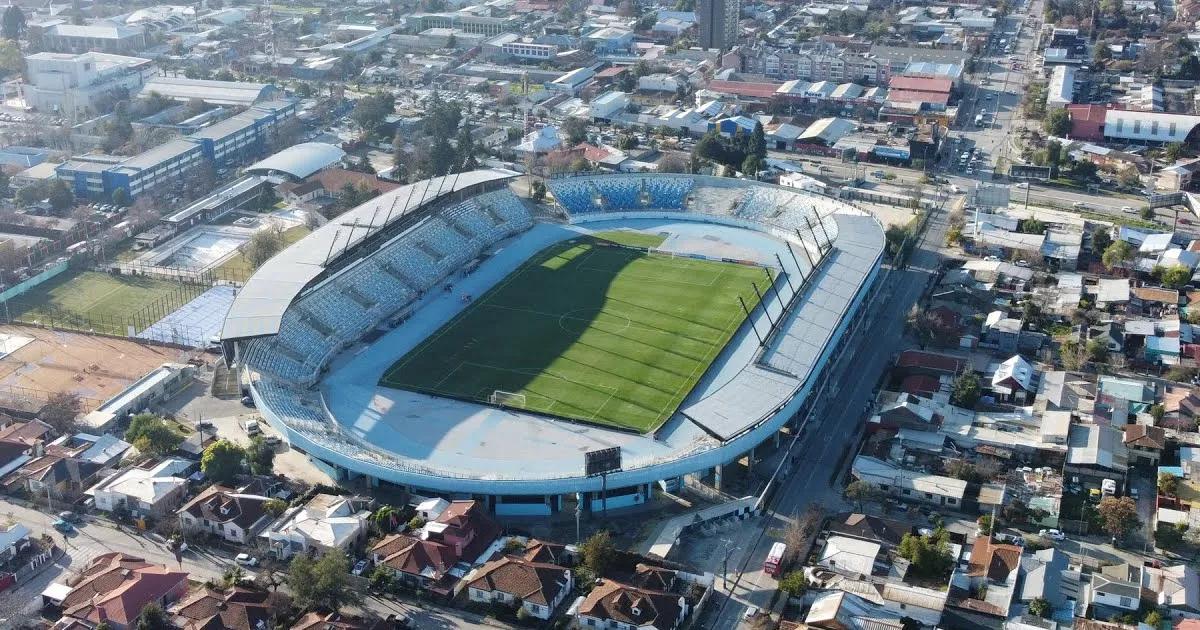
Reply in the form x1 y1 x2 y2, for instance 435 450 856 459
392 91 480 182
200 437 276 485
692 124 768 176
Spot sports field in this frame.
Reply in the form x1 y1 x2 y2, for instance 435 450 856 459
380 236 770 432
9 271 195 335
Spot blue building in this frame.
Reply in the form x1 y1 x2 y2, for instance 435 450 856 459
56 99 298 201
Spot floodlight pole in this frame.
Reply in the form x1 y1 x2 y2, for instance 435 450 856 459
764 267 786 313
739 296 764 346
751 282 775 329
792 230 816 269
774 253 796 293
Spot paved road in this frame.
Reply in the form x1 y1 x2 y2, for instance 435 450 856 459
697 189 953 629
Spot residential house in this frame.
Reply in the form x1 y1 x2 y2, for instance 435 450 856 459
851 456 968 509
1066 424 1129 485
424 500 500 561
0 521 31 563
262 493 371 560
466 556 573 619
817 536 884 577
953 537 1022 618
1124 425 1167 467
1018 548 1081 620
168 587 276 630
4 454 103 503
88 458 191 518
47 553 188 630
805 590 907 630
1142 564 1200 618
371 534 458 594
47 433 131 468
1088 564 1142 613
576 579 690 630
990 355 1038 404
825 513 914 549
178 485 273 544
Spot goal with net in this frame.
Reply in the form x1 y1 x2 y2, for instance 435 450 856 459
489 390 527 408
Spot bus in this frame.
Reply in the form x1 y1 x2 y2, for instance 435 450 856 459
763 542 787 577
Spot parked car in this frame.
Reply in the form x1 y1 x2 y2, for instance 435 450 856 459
352 559 369 576
240 396 256 408
1122 206 1136 214
58 511 79 523
744 607 759 620
235 553 259 567
52 519 73 533
1130 487 1139 499
263 435 282 447
1039 529 1066 541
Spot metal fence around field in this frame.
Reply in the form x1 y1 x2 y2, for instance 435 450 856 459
1 267 229 345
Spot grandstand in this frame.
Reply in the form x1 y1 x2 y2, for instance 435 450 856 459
223 170 885 515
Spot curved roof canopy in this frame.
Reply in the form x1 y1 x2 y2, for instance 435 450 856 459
244 143 346 180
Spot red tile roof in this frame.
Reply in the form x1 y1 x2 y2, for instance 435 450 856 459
169 587 276 630
895 350 966 375
373 534 458 582
1067 103 1109 123
887 89 950 106
888 75 953 93
61 553 187 628
966 538 1022 581
900 374 941 397
706 80 783 99
465 556 570 606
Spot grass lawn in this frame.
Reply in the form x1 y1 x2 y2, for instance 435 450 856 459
380 237 766 433
9 271 191 335
215 225 311 282
590 230 667 249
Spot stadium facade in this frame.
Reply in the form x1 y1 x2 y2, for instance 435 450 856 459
221 170 886 515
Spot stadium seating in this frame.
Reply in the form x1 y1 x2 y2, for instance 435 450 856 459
243 188 535 384
548 176 694 214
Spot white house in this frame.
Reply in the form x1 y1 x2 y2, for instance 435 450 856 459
87 458 190 518
260 493 371 560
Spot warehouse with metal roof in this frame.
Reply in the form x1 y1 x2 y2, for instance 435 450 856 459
141 75 279 107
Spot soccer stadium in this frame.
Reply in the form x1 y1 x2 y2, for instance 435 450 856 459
220 170 886 516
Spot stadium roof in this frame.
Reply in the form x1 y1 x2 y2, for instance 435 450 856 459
222 168 519 340
142 76 278 107
244 143 346 180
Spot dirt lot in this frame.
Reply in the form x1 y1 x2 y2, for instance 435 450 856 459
0 324 193 410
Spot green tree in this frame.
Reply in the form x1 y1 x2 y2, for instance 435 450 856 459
288 551 359 611
2 6 25 40
897 529 953 579
580 530 617 576
1145 610 1165 628
1157 264 1192 288
368 564 394 592
0 38 20 76
779 570 808 596
1160 472 1180 495
246 436 275 475
371 505 401 533
1102 240 1133 270
749 122 767 161
977 514 994 535
200 439 245 485
1097 496 1140 541
1086 338 1108 363
1165 142 1187 163
46 179 75 212
950 373 981 408
136 603 170 630
111 187 131 207
1029 597 1052 618
350 93 395 138
845 480 882 511
1092 227 1113 253
263 498 288 517
741 154 762 177
1020 218 1046 234
244 227 285 269
1044 108 1071 136
562 116 589 145
123 413 182 457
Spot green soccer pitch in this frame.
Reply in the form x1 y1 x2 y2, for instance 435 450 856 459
379 235 770 433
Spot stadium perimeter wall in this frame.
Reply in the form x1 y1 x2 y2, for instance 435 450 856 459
248 213 884 498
